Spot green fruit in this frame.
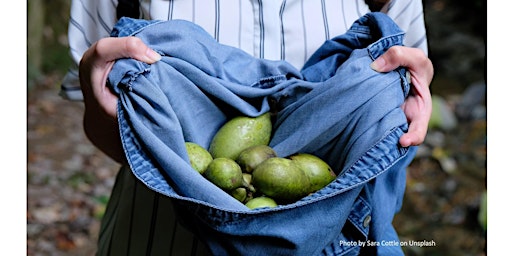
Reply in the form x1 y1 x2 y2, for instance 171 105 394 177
209 113 272 160
237 145 277 173
242 173 252 186
242 173 256 193
252 157 311 202
185 142 213 174
231 187 247 203
289 153 336 193
245 196 278 210
204 158 243 191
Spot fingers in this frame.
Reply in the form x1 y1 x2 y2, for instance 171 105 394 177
399 96 431 147
370 46 434 147
79 37 162 117
78 37 161 164
399 112 430 147
93 36 161 64
398 50 433 146
370 46 430 72
371 46 433 87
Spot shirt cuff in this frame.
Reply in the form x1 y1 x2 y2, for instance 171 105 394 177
59 68 83 101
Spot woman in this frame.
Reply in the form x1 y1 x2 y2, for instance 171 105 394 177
62 0 433 255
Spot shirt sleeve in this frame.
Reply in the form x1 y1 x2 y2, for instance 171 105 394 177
60 0 119 101
385 0 428 55
68 0 119 64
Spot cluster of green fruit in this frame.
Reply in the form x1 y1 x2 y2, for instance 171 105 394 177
185 113 336 209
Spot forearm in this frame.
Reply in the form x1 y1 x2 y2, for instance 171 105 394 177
83 103 126 164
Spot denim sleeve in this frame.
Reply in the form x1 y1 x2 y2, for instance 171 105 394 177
109 13 415 255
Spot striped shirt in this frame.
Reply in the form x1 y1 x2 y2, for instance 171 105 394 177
61 0 427 101
62 1 428 255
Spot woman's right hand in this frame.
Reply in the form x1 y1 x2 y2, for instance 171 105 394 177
79 36 161 164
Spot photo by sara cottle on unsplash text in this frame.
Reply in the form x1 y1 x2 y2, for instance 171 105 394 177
340 239 436 248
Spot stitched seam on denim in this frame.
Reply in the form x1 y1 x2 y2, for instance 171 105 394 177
111 18 165 37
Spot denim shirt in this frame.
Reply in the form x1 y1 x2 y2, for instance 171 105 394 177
108 13 417 255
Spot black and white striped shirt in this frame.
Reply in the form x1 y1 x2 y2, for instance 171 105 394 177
61 0 427 101
62 1 428 255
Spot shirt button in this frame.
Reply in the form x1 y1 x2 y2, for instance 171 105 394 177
363 215 372 228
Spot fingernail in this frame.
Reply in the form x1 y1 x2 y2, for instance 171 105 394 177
370 57 385 71
146 49 161 62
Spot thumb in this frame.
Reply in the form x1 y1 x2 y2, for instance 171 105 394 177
370 55 391 72
94 36 162 64
370 46 406 72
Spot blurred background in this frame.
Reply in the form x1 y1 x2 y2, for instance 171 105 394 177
27 0 486 255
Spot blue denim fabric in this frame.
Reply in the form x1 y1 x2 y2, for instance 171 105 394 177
108 13 417 255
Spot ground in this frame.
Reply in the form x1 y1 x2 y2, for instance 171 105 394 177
27 74 120 256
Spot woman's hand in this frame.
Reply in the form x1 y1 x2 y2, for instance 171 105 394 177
371 46 434 147
79 36 161 163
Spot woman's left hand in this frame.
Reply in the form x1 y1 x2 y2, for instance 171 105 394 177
371 46 434 147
